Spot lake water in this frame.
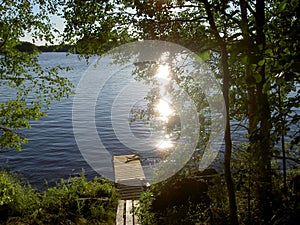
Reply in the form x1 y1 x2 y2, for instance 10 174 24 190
0 52 186 188
0 53 96 188
0 52 298 189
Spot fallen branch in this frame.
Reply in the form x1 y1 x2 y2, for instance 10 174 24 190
77 197 110 201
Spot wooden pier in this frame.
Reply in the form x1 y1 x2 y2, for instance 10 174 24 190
113 154 145 225
116 199 140 225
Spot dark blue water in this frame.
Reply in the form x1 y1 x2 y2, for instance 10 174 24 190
0 53 99 188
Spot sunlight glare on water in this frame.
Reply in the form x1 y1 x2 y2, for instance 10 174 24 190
156 99 174 122
156 64 170 80
156 138 174 150
154 64 176 152
155 64 174 123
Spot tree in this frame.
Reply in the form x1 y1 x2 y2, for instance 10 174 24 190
132 0 240 223
0 0 72 151
266 0 300 194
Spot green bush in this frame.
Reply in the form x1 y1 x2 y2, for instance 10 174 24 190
0 171 39 221
135 173 211 225
135 191 157 225
38 176 118 224
0 171 119 224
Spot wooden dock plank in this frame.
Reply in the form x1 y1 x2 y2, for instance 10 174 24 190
116 200 140 225
116 200 125 225
133 200 140 225
113 155 145 183
126 200 133 225
114 155 144 224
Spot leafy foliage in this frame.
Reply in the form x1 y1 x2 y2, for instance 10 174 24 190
62 0 133 55
0 171 38 218
0 0 73 151
135 170 212 225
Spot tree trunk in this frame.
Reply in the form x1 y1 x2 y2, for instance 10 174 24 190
201 1 239 224
252 0 273 222
221 43 239 225
239 0 272 222
239 3 256 224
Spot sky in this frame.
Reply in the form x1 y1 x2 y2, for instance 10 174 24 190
20 14 65 46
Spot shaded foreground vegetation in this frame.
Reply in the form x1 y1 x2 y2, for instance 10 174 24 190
0 171 118 225
1 164 300 225
136 165 300 225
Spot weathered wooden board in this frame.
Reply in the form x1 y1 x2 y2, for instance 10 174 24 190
116 200 140 225
116 200 125 225
114 155 144 224
113 155 145 184
133 200 140 225
125 200 133 225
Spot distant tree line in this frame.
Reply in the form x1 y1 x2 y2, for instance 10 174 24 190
15 41 72 52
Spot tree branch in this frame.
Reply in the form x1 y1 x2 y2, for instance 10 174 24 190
246 1 256 18
231 122 249 130
200 0 222 41
0 126 13 133
150 16 207 24
273 155 300 165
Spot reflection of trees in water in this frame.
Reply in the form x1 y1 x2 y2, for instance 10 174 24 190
128 58 214 162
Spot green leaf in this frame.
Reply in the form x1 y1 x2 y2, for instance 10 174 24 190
253 73 262 83
0 0 72 151
258 59 265 66
199 50 210 61
265 49 273 56
241 55 248 64
279 1 287 11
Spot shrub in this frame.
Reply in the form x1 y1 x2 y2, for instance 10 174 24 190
37 176 118 224
0 171 39 222
0 171 119 224
135 173 211 225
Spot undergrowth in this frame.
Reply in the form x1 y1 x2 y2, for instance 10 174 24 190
0 171 119 224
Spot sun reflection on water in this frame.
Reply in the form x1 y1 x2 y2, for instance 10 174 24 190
153 64 178 153
156 64 170 80
156 99 173 122
157 139 174 149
